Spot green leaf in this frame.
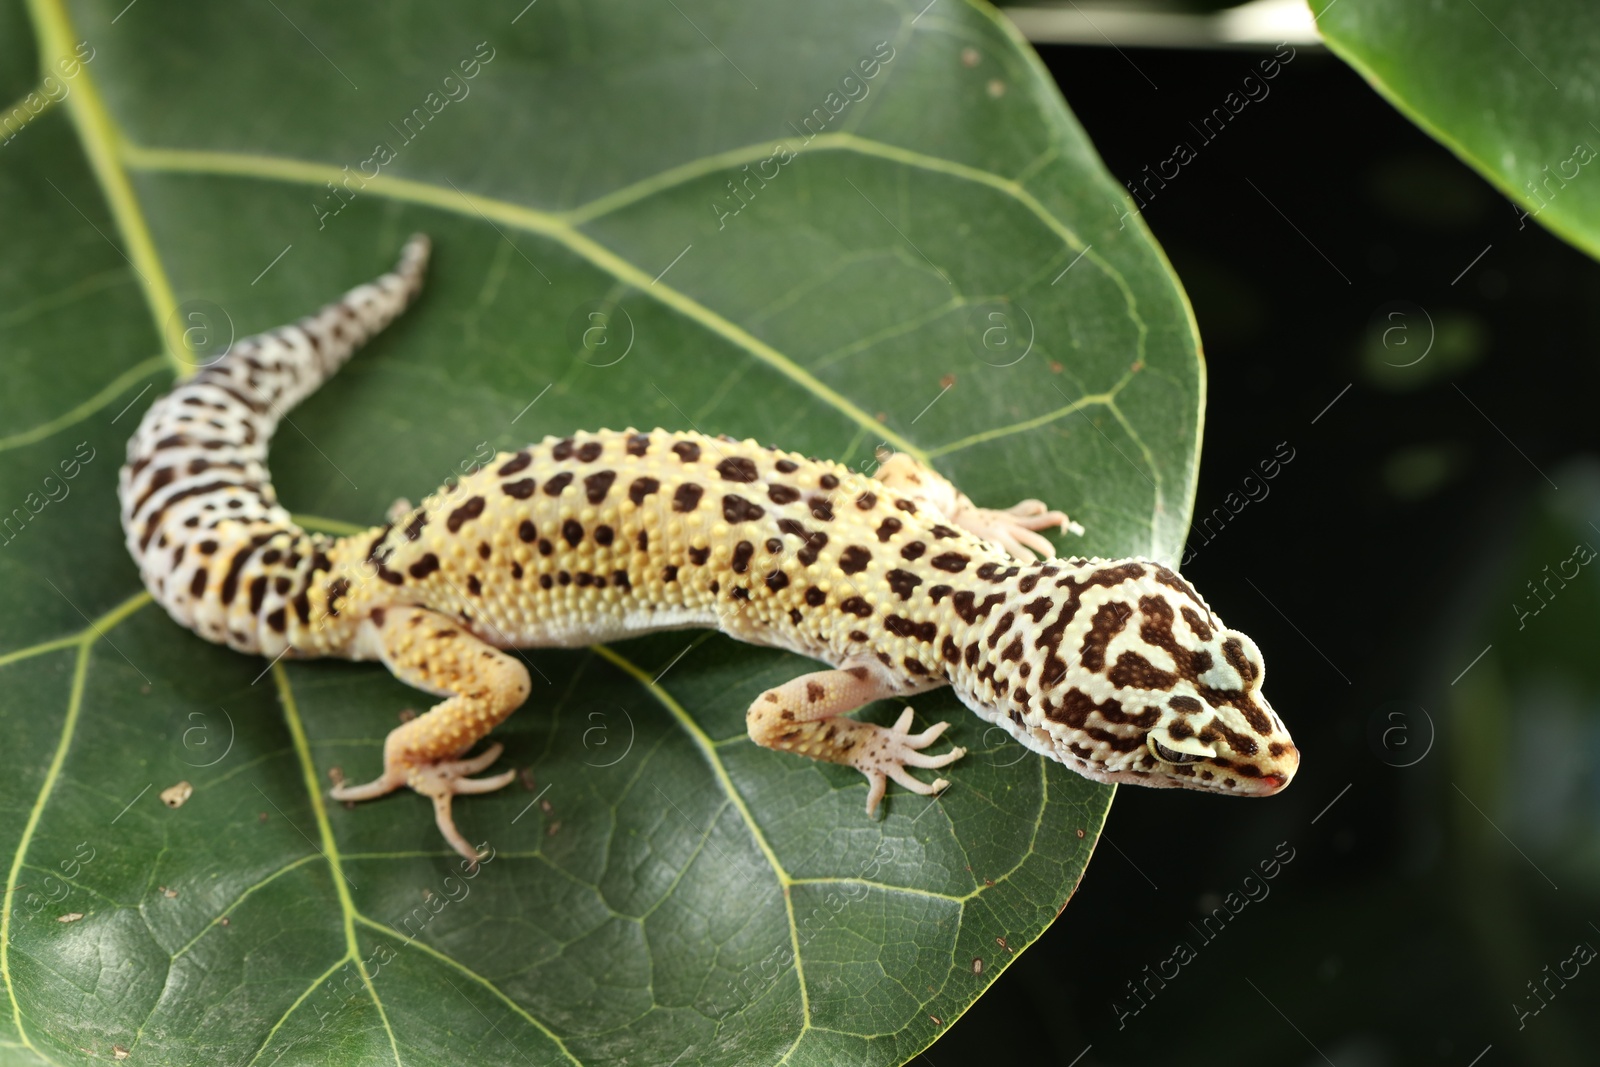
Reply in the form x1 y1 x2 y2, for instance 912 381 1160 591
0 1 1201 1063
1313 0 1600 261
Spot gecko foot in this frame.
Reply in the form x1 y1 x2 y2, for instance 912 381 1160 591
330 742 515 863
855 707 966 815
951 499 1083 561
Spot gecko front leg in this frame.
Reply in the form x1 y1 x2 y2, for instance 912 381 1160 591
746 660 965 813
332 605 531 862
873 451 1082 560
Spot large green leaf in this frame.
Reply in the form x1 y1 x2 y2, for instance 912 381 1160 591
0 1 1201 1063
1313 0 1600 261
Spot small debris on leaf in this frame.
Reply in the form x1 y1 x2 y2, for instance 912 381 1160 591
160 781 193 808
57 912 84 923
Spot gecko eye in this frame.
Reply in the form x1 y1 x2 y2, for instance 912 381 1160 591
1148 735 1203 764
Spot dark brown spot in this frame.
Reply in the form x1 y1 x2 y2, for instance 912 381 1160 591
789 608 804 625
775 459 798 473
723 494 765 523
189 568 207 597
478 542 491 559
577 441 603 462
562 519 584 547
673 484 703 512
1181 606 1214 642
625 433 651 456
538 539 554 556
540 574 553 589
806 681 825 702
1170 696 1204 714
855 491 877 510
929 584 952 603
1108 651 1178 691
672 441 701 462
594 525 614 546
839 545 872 574
466 575 482 596
768 483 800 505
1080 601 1133 672
900 541 926 561
808 496 833 521
551 438 575 460
930 552 969 573
266 608 286 632
765 570 790 591
875 517 902 542
447 496 486 532
731 541 755 574
519 520 537 542
409 554 440 579
688 546 710 565
1222 638 1261 685
886 569 922 600
663 565 679 582
894 498 917 513
986 612 1016 649
543 471 573 496
839 596 872 617
629 477 660 505
499 452 531 475
805 587 826 607
930 524 959 539
637 530 649 551
717 456 759 482
249 576 268 613
584 470 616 504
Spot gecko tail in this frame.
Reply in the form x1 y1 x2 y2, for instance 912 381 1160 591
117 235 430 652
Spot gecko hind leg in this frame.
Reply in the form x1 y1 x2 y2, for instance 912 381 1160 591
746 661 965 814
873 451 1083 561
331 605 530 862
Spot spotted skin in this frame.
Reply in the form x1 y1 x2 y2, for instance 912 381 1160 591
119 236 1299 862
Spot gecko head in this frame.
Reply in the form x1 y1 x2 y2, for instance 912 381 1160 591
991 559 1298 796
1135 623 1300 796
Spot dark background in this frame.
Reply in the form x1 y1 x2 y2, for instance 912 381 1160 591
929 41 1600 1067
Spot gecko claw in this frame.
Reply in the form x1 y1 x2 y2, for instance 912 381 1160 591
951 500 1084 561
331 742 516 863
858 707 964 816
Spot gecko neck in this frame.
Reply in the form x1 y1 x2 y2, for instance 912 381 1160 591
941 555 1147 730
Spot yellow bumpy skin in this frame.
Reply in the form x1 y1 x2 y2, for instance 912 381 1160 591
119 236 1300 863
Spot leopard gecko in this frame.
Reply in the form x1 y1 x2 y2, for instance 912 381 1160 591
119 235 1300 863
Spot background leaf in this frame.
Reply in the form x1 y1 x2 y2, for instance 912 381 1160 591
1313 0 1600 261
0 1 1201 1063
